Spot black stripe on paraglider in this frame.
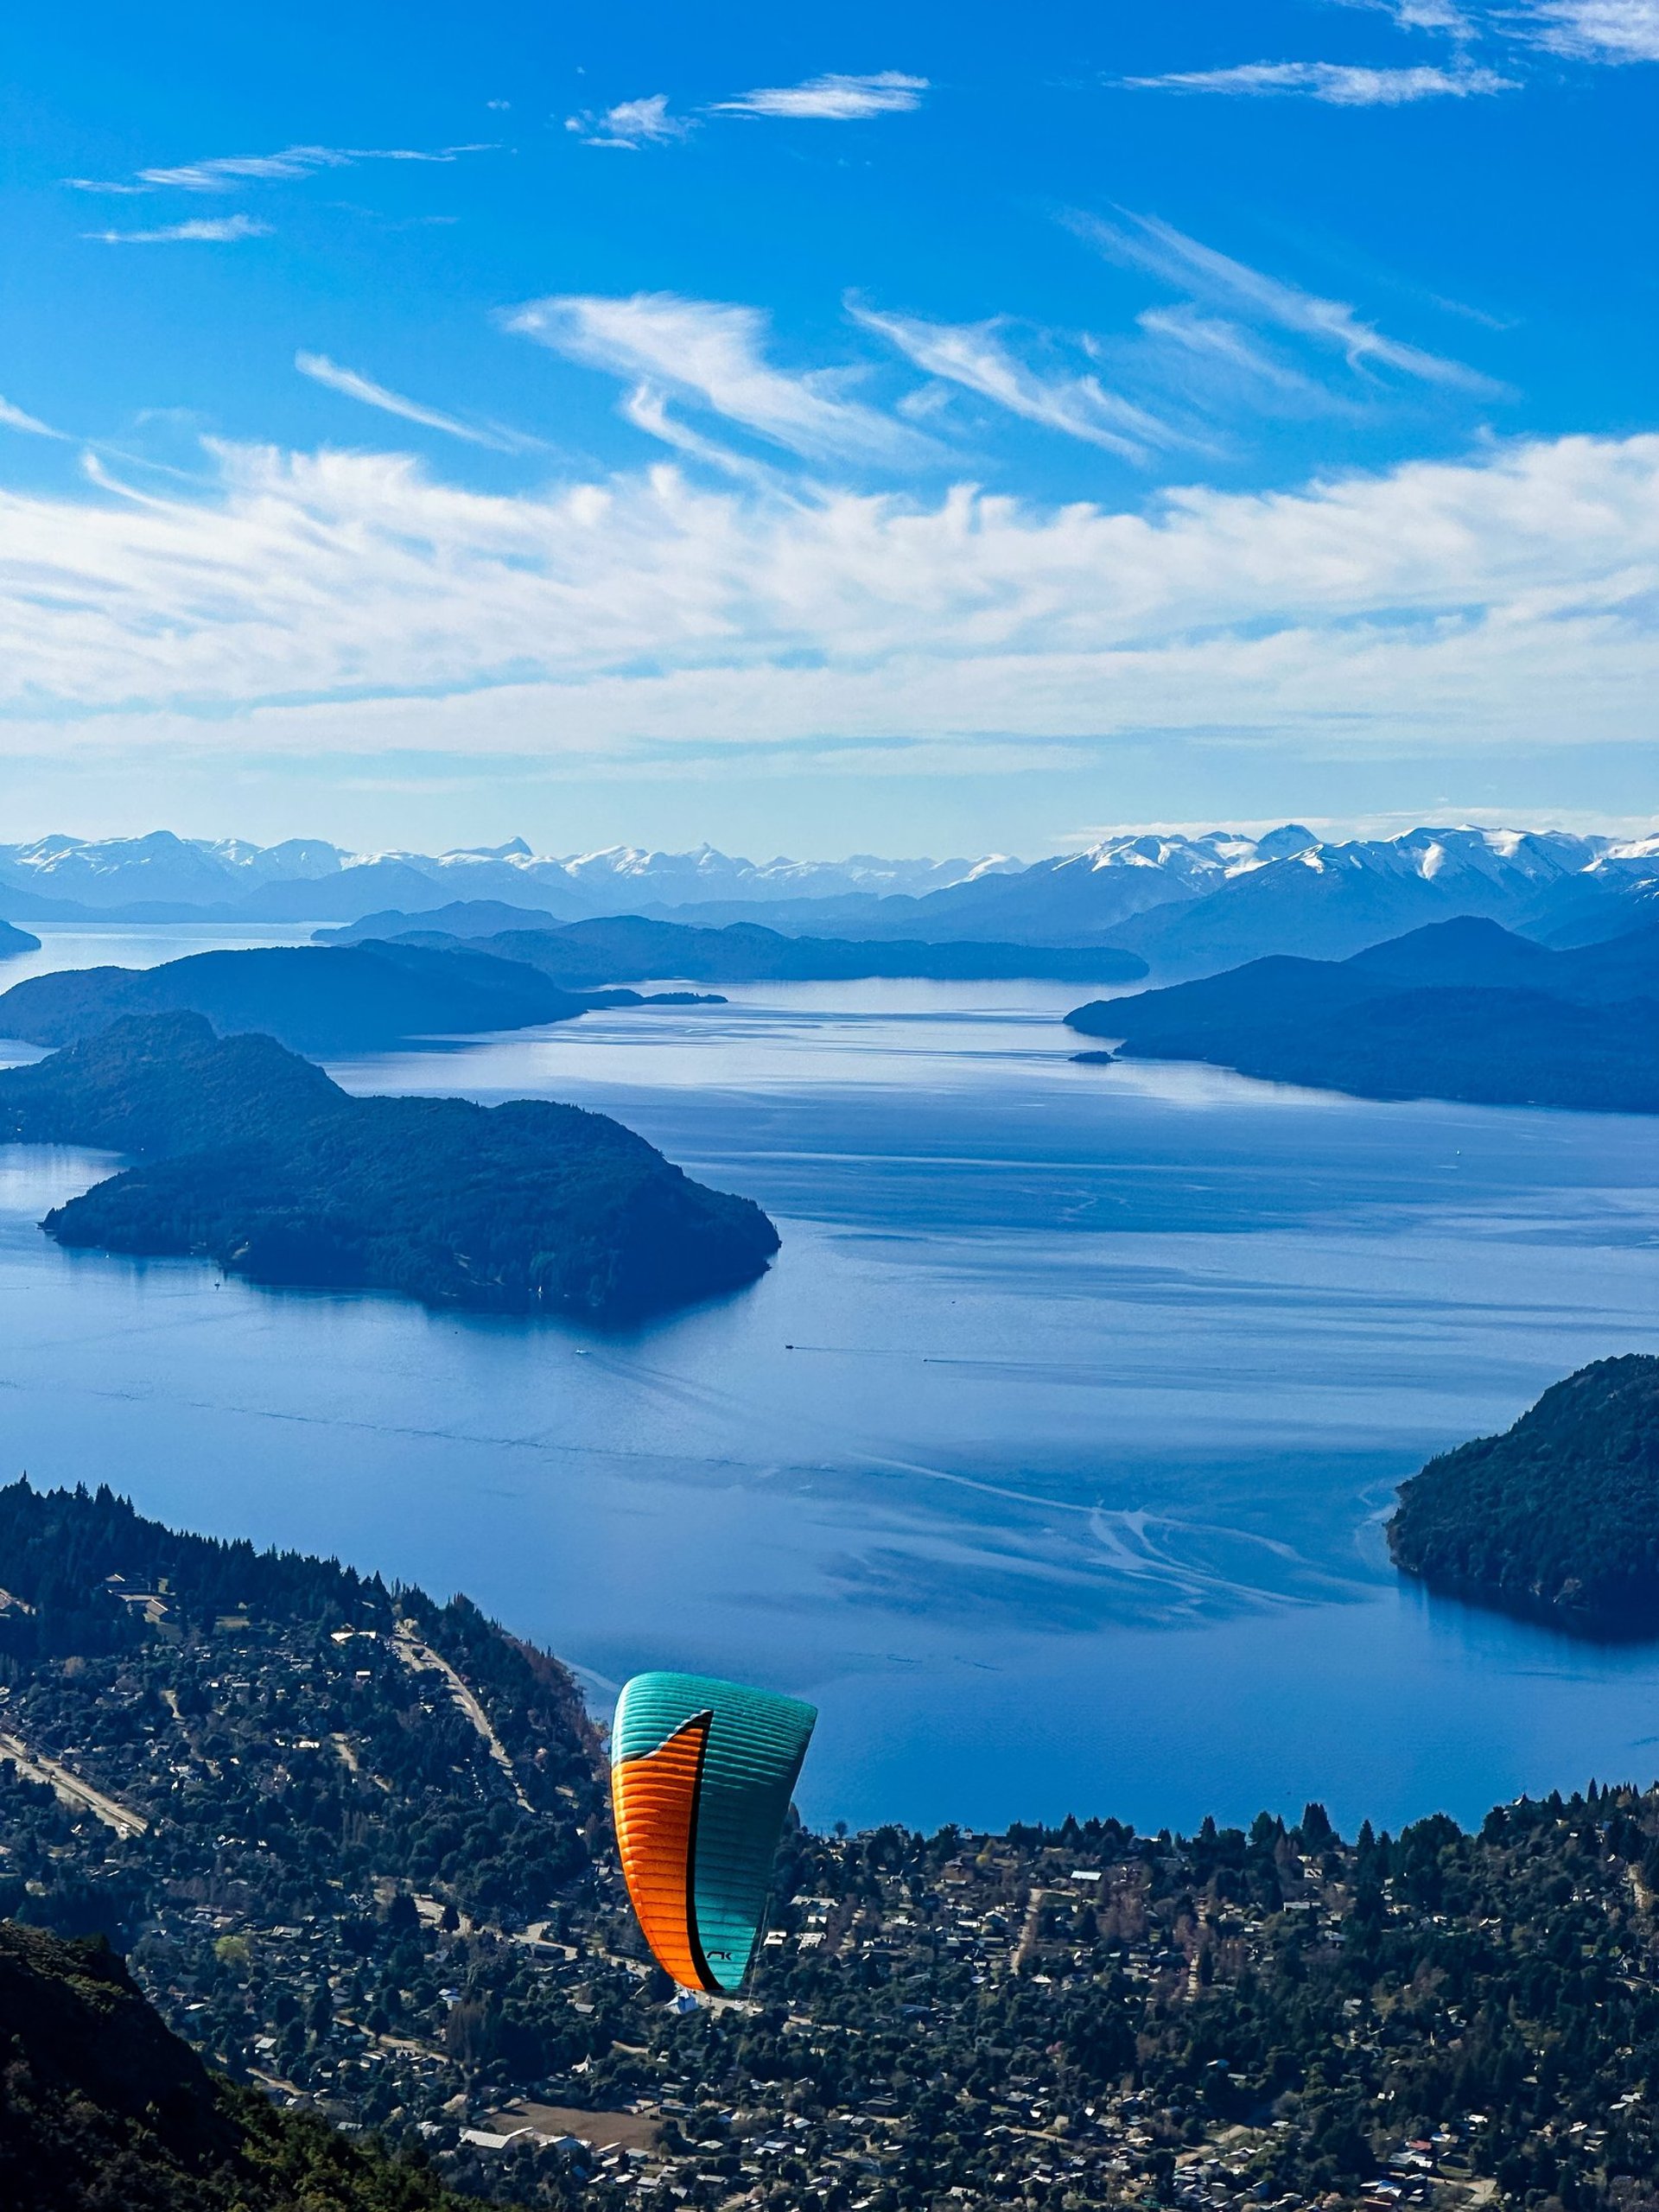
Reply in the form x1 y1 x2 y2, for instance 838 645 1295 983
681 1711 720 1994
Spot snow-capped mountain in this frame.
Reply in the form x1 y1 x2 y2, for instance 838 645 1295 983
0 832 1017 922
0 823 1650 970
666 823 1650 969
546 843 1022 906
1106 827 1616 974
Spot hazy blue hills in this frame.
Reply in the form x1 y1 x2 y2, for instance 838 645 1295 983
0 1012 779 1319
326 910 1148 984
0 941 607 1055
0 918 40 957
1344 915 1659 1002
1389 1357 1659 1632
1066 916 1659 1113
331 895 566 939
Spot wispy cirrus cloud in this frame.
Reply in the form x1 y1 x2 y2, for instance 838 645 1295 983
1134 308 1338 403
564 94 691 148
1521 0 1659 59
0 397 67 440
295 353 522 450
504 291 929 465
618 386 776 482
1154 3 1659 92
1325 0 1480 32
67 143 492 195
83 214 272 245
849 302 1193 461
712 72 927 119
1123 60 1516 100
1070 211 1504 394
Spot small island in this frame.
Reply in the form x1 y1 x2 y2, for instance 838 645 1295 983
1388 1354 1659 1631
0 917 40 958
0 1012 779 1322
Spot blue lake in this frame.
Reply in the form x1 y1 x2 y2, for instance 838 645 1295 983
1 927 1656 1838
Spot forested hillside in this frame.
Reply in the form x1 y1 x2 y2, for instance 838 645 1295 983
0 1922 473 2212
1066 917 1659 1113
1389 1354 1659 1627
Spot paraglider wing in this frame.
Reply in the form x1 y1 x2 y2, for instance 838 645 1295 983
611 1671 817 1995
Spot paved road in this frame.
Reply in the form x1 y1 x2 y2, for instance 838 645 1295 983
0 1727 149 1838
391 1624 534 1813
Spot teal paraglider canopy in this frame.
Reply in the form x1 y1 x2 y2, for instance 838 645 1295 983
610 1670 817 1994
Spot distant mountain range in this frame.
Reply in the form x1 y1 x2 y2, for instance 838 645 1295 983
703 826 1659 972
1 824 1656 977
1066 915 1659 1114
0 830 1018 925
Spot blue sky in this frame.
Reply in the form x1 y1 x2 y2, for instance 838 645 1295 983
2 0 1655 857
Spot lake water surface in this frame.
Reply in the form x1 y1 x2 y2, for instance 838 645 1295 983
1 926 1656 1837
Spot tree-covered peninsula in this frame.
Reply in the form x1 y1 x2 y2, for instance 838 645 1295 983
1389 1355 1659 1630
0 1012 779 1320
1065 916 1659 1115
0 941 599 1056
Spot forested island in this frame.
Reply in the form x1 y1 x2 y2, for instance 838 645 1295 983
1389 1355 1659 1630
0 1012 779 1319
324 909 1148 987
0 916 40 958
1065 915 1659 1113
7 1481 1659 2212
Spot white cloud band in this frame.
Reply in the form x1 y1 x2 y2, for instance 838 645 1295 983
0 433 1650 770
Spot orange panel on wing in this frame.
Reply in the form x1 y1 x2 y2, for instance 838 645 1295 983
611 1710 714 1992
